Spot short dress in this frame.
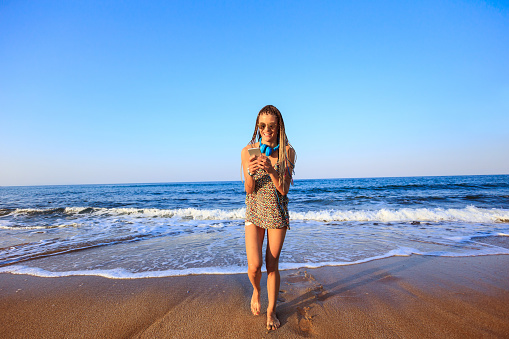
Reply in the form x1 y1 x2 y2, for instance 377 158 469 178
245 163 290 229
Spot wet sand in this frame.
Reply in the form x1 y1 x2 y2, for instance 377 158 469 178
1 255 509 338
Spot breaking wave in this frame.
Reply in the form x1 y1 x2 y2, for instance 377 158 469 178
2 205 508 224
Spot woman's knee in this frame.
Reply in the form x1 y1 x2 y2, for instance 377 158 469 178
266 258 279 274
248 262 262 274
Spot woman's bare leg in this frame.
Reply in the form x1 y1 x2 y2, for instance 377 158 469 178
265 227 287 330
245 223 265 315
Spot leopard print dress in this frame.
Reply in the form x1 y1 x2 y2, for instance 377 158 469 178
245 163 289 229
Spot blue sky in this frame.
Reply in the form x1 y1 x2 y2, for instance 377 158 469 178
1 0 508 186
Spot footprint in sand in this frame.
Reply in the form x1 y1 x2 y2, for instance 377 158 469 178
283 270 328 334
297 306 313 333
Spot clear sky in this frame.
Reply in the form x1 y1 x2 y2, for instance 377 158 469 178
1 0 508 186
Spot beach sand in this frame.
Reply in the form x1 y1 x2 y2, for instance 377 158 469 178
1 254 509 338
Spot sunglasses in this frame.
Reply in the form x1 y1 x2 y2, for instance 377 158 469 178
258 123 277 131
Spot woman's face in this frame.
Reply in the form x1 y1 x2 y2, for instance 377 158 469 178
258 114 279 144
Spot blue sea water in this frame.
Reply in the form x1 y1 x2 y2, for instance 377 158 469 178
1 175 508 278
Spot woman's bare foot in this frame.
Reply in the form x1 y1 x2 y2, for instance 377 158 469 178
267 311 280 330
251 291 261 316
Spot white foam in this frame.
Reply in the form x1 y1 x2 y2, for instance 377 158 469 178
445 232 509 242
0 223 78 230
0 264 247 279
2 246 508 279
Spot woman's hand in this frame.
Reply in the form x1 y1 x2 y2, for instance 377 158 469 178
257 155 275 174
248 155 260 175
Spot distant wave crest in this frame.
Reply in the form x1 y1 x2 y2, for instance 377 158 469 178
291 206 509 223
8 206 247 220
3 205 509 223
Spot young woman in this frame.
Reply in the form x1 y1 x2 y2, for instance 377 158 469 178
241 105 296 330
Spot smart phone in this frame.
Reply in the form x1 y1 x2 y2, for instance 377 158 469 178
248 148 262 157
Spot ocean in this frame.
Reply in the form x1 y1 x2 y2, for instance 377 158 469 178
1 175 508 278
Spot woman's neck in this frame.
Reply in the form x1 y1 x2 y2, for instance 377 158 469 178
263 141 278 148
261 138 278 148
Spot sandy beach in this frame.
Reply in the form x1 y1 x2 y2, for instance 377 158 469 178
1 254 509 338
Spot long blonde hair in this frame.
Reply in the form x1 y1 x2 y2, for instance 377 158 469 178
248 105 296 187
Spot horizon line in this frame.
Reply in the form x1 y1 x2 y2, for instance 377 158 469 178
1 173 508 188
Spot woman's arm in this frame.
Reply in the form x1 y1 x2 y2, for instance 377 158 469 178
241 146 259 194
262 146 295 196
